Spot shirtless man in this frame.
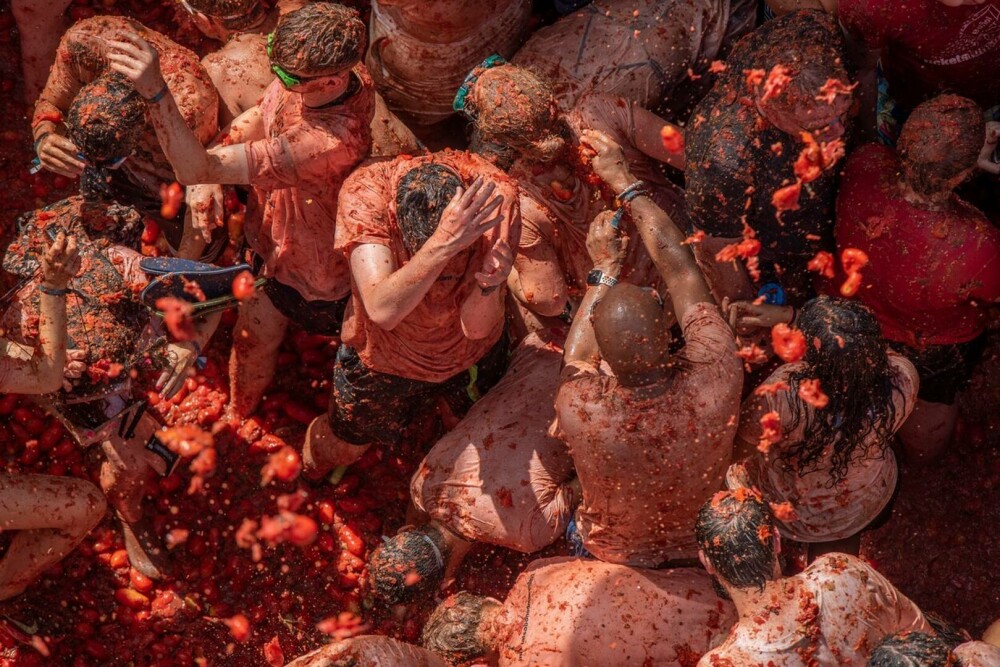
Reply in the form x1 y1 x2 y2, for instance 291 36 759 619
301 151 519 474
368 332 578 604
834 95 1000 462
106 3 376 420
182 0 420 155
685 10 854 305
552 130 742 567
511 0 758 115
421 558 737 666
696 490 933 666
31 15 220 260
285 636 447 667
0 233 103 601
366 0 533 124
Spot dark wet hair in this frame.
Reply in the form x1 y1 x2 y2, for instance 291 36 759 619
899 95 983 196
368 525 448 604
695 491 777 592
868 632 955 667
925 613 971 650
67 72 144 164
270 3 365 76
395 163 462 255
185 0 264 30
782 296 901 485
421 592 496 664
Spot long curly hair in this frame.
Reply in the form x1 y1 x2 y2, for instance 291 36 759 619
780 296 902 485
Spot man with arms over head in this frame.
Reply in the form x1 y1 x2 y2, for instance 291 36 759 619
696 490 933 666
302 151 521 474
553 130 743 567
106 3 377 420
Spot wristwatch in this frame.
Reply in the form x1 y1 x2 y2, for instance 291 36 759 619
586 269 618 288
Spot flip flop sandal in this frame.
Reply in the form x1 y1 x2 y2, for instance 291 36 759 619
139 258 266 317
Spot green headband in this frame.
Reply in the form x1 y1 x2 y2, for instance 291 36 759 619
267 32 301 88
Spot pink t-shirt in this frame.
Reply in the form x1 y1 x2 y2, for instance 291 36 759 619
366 0 532 123
495 558 736 667
244 69 375 302
553 303 742 566
284 636 448 667
411 333 576 553
954 642 1000 667
738 352 918 543
700 554 932 667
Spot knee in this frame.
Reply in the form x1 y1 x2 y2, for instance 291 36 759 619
63 479 108 535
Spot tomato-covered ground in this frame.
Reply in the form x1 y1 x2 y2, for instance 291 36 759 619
0 1 997 665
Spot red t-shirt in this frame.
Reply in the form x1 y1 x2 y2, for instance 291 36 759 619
834 144 1000 348
840 0 1000 108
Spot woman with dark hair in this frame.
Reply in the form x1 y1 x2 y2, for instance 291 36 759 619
731 295 919 560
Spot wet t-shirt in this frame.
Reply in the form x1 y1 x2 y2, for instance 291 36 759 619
515 94 686 296
954 641 1000 667
553 303 742 566
366 0 532 123
335 151 520 382
738 352 918 543
244 69 375 302
840 0 1000 109
700 554 932 667
411 333 576 553
34 16 218 199
495 558 737 667
511 0 757 113
284 636 448 667
835 144 1000 348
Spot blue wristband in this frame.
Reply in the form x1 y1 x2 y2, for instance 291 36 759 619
145 84 169 104
39 285 69 296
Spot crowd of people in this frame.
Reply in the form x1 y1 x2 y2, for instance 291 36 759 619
3 0 1000 664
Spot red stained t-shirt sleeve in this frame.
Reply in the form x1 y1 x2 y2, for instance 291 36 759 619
333 160 396 254
677 302 737 365
245 119 362 193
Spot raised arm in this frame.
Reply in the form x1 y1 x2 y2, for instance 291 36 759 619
351 178 505 331
0 234 80 395
107 30 250 186
562 210 625 366
582 129 714 323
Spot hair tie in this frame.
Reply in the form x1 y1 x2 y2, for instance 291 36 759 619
419 532 444 570
453 54 507 117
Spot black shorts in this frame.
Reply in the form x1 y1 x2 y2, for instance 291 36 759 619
327 332 510 446
889 336 986 405
262 279 348 337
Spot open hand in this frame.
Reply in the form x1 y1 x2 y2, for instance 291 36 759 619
721 298 794 335
106 30 166 99
432 177 505 255
36 133 85 179
40 232 81 290
62 348 88 392
474 239 514 291
156 342 197 399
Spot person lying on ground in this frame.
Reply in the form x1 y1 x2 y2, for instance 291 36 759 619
422 557 737 666
552 130 742 567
